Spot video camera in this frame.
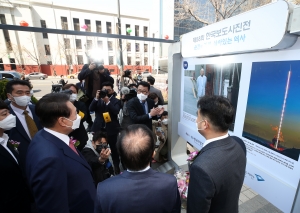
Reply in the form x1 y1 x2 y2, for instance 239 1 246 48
125 88 137 101
123 69 131 78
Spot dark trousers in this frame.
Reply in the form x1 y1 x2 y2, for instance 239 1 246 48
107 134 120 167
85 98 94 125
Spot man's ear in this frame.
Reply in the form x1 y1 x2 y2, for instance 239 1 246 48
7 93 11 100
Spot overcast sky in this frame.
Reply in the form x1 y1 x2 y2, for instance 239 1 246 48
51 0 154 18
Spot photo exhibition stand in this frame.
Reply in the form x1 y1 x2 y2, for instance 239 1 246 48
165 1 300 212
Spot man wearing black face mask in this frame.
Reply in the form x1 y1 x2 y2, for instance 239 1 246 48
89 81 122 174
82 131 114 185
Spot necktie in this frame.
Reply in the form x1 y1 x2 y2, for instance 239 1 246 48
69 142 79 155
141 102 146 114
23 110 38 139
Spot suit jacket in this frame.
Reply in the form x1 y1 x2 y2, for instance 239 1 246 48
26 129 96 213
6 104 42 176
0 141 31 213
94 168 181 213
126 97 157 130
69 101 88 151
149 85 165 105
89 95 121 135
187 136 246 213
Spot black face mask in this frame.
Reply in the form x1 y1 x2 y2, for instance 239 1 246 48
96 144 108 153
122 99 127 102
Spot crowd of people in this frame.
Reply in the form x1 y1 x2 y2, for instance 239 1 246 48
0 62 246 213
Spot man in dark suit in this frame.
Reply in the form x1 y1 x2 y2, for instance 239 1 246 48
187 96 246 213
126 81 164 130
147 75 165 105
94 124 181 213
0 101 31 213
26 93 96 213
89 81 122 174
78 63 114 131
5 80 42 175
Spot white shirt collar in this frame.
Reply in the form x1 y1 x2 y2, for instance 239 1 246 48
127 165 150 173
202 133 229 148
0 133 9 147
10 104 30 115
44 128 70 146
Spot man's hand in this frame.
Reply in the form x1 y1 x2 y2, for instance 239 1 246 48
89 63 96 70
158 107 165 115
150 107 161 117
96 90 100 100
99 148 111 163
102 96 109 104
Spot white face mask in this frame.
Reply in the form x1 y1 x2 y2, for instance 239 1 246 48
162 119 168 125
70 94 77 102
10 95 31 107
137 93 148 101
64 114 81 130
0 114 16 130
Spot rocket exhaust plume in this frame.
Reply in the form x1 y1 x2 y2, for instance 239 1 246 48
275 70 291 149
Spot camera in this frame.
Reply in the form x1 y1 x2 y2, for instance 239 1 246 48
99 89 108 98
124 88 137 101
124 70 131 77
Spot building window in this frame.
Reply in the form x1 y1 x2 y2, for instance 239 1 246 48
126 24 130 35
136 61 140 66
64 38 70 49
135 25 139 36
86 40 92 50
0 14 12 51
40 20 48 38
115 23 119 34
127 57 131 65
66 55 72 65
73 18 80 31
127 42 131 52
144 57 148 65
77 55 84 64
10 58 16 70
108 41 113 51
106 22 112 34
144 44 148 52
109 56 114 65
96 21 102 33
143 26 148 37
61 17 68 30
85 19 91 32
97 40 103 49
135 43 140 52
47 61 52 65
44 45 51 55
75 39 82 49
152 47 155 53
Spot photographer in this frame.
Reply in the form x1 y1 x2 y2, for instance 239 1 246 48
120 86 137 129
78 62 114 131
82 131 114 185
122 70 135 86
89 82 122 174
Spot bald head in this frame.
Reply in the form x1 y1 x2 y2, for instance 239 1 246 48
117 124 155 171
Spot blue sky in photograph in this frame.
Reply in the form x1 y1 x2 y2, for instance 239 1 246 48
244 60 300 146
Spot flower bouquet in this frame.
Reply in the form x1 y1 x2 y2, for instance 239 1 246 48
174 168 190 209
9 140 20 152
70 137 80 147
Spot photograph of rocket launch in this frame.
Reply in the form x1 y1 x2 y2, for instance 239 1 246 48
243 61 300 161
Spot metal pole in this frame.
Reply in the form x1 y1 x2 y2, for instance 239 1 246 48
117 0 124 88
